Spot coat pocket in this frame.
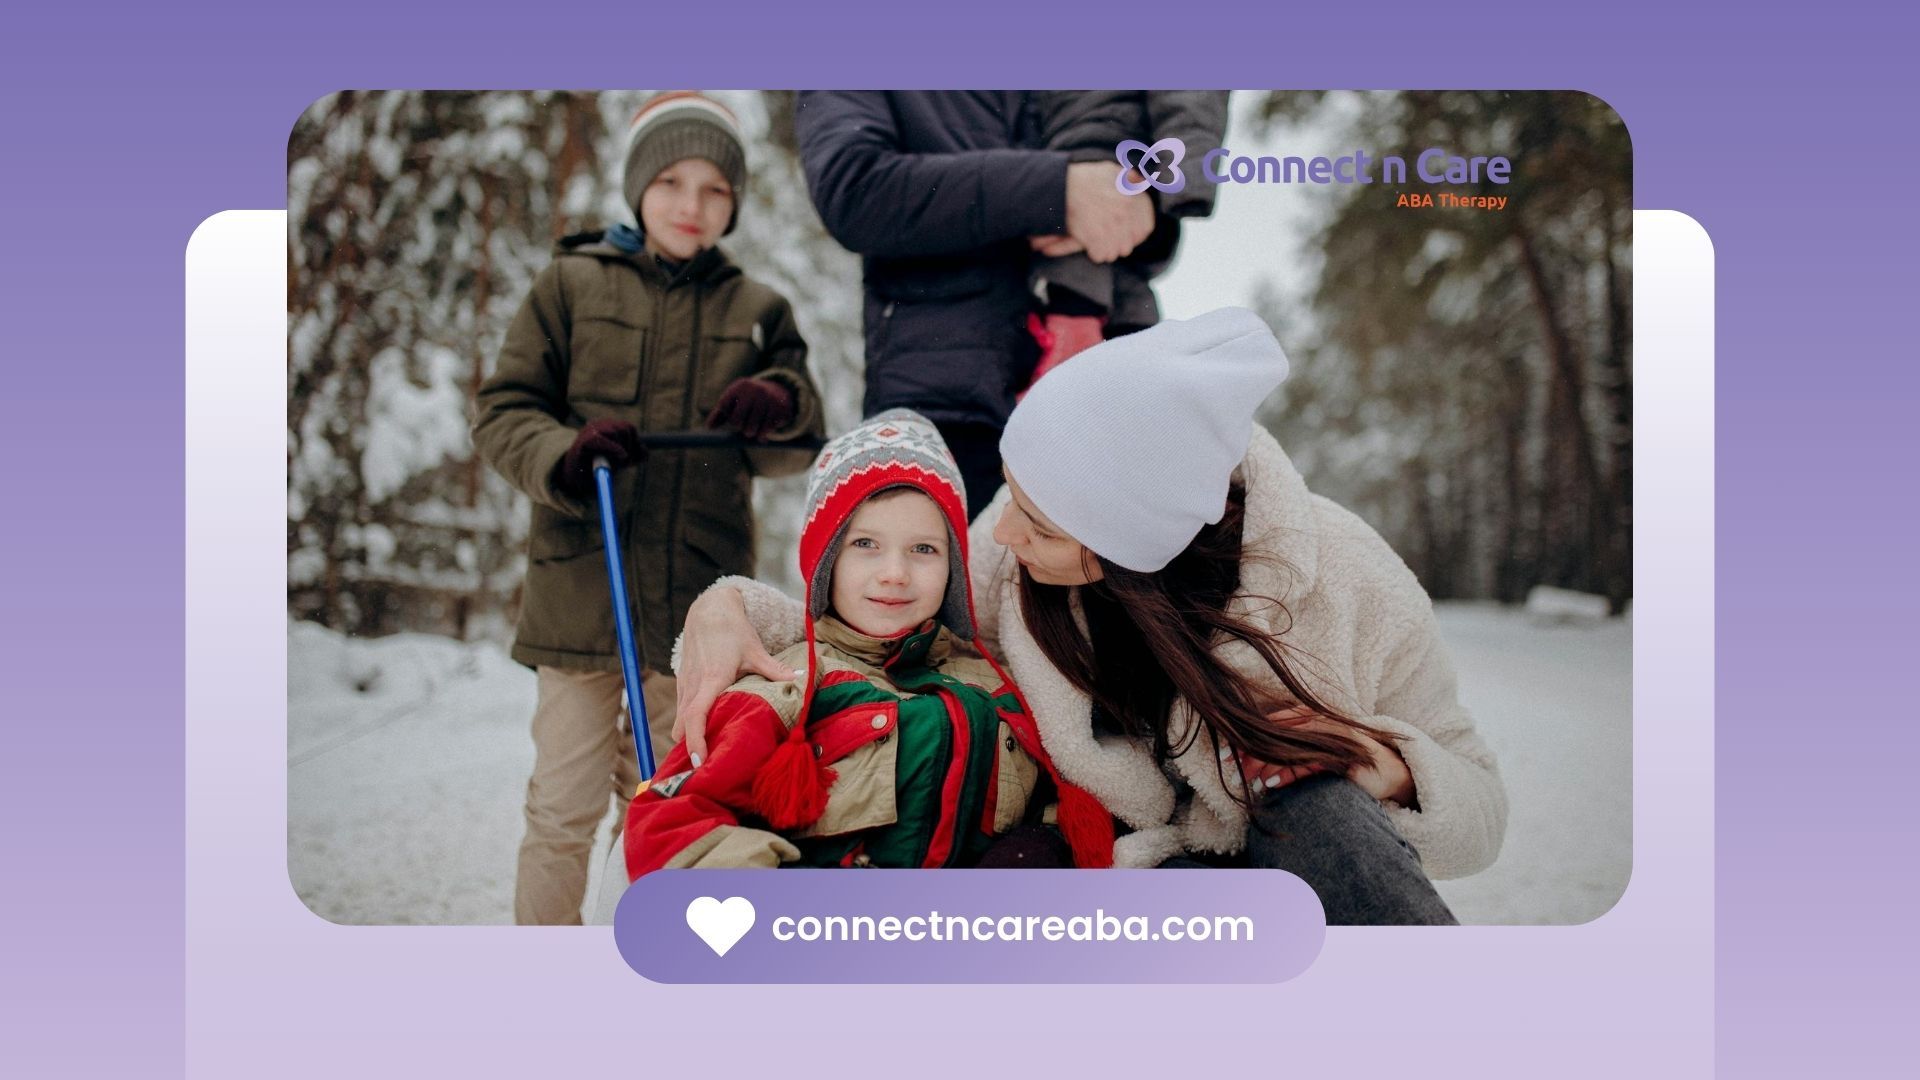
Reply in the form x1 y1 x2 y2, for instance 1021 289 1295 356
681 510 753 581
991 722 1042 833
794 735 902 839
568 315 647 404
526 499 604 563
695 321 765 415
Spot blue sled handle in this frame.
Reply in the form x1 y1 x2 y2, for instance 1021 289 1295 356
593 456 657 782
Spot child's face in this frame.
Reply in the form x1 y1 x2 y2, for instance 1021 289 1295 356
639 157 734 262
829 489 950 638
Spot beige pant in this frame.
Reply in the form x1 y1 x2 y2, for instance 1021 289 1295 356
513 666 677 925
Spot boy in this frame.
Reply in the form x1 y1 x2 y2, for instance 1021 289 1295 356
623 411 1112 874
473 92 824 923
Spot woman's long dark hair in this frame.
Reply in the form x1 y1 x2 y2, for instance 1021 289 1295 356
1015 481 1399 809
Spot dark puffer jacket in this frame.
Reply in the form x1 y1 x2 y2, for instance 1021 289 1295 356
795 91 1069 431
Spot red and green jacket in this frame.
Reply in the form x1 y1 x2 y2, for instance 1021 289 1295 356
625 617 1062 875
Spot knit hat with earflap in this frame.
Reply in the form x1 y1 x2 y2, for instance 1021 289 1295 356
799 409 973 639
999 306 1291 573
622 91 748 235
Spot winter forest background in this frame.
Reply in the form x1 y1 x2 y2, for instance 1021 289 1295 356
287 91 1632 925
289 90 1631 641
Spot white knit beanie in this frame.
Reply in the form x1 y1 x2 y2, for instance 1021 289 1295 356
999 307 1290 572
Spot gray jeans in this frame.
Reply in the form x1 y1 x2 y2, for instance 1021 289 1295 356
1159 775 1458 926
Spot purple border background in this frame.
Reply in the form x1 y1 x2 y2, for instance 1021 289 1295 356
3 3 1908 1076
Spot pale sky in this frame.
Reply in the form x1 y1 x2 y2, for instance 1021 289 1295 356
1154 91 1360 329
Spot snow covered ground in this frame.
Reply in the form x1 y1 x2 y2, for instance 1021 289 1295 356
288 603 1630 925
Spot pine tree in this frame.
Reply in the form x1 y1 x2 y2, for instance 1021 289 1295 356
1253 91 1631 610
289 91 864 640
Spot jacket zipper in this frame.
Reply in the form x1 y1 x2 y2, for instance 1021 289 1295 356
868 300 897 377
664 277 702 651
633 282 662 665
668 276 698 664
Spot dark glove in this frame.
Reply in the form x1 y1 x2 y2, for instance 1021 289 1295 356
555 418 644 499
705 377 796 441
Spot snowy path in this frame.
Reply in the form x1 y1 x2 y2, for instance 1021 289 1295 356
1429 604 1631 924
288 605 1630 925
289 623 541 925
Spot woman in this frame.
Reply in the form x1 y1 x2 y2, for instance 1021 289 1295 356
673 308 1506 924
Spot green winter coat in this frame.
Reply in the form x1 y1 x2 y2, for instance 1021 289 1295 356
473 234 823 673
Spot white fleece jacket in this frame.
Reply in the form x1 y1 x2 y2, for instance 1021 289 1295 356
695 427 1507 877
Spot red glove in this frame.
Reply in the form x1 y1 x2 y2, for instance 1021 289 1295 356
705 377 796 440
1021 312 1106 400
555 418 644 499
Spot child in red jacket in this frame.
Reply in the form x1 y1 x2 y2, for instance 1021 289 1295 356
624 410 1112 874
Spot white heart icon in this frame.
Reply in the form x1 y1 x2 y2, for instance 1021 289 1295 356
685 896 755 957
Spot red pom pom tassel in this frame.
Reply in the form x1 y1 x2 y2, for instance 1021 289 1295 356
752 722 835 831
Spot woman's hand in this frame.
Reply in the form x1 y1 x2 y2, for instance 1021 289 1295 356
672 587 800 763
1232 705 1416 806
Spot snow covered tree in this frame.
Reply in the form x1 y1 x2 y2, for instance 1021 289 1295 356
289 91 860 640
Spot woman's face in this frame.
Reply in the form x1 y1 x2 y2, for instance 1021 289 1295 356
992 470 1104 586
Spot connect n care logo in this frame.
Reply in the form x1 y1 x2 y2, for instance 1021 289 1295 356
1115 138 1187 195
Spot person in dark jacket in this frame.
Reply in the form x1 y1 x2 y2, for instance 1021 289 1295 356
795 91 1158 519
1025 91 1230 383
473 92 823 924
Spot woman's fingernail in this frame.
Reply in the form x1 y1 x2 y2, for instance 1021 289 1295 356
690 752 703 767
793 668 806 679
1264 775 1280 789
1218 745 1234 761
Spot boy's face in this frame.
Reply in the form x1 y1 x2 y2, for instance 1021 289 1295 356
830 489 949 638
639 157 734 262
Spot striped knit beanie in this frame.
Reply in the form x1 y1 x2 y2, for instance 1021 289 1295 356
621 92 748 235
800 410 974 639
